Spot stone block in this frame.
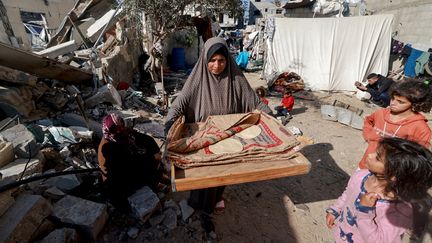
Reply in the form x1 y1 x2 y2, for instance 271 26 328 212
0 190 14 217
52 195 107 240
0 141 14 168
44 174 81 193
40 228 79 243
128 186 160 222
0 158 42 181
0 194 52 243
179 199 194 221
0 124 40 158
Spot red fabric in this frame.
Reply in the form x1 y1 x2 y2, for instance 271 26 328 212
117 81 130 90
358 108 431 169
281 96 294 111
261 97 269 105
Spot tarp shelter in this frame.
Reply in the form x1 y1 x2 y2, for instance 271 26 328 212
264 15 394 91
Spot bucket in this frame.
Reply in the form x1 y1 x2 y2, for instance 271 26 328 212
171 48 186 71
336 107 353 126
320 105 338 121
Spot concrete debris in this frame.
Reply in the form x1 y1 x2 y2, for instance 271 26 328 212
0 124 40 158
44 174 81 193
35 40 80 59
0 194 52 243
149 213 166 227
179 199 195 221
0 1 215 241
164 199 182 217
0 157 43 181
0 65 37 86
0 141 14 168
52 195 108 240
162 208 178 230
127 227 140 239
84 84 122 108
43 187 66 201
128 186 161 222
40 228 79 243
0 190 14 217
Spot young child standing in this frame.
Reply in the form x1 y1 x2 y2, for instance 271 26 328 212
358 80 432 169
326 137 432 243
255 86 269 105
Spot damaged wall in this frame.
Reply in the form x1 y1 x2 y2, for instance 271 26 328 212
356 0 432 50
1 0 76 49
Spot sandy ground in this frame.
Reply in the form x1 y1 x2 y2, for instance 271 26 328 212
169 72 432 242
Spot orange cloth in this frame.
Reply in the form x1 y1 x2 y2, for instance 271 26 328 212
281 96 294 112
358 108 431 168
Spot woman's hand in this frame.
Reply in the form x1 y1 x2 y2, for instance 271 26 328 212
359 192 380 207
326 213 336 228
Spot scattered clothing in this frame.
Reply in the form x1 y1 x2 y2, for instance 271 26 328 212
415 52 431 76
404 48 423 77
391 39 404 55
328 170 412 243
358 108 431 168
236 51 249 69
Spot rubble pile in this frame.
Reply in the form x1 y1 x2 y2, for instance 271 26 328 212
0 6 209 243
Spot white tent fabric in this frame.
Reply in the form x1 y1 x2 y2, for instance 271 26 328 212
264 15 394 91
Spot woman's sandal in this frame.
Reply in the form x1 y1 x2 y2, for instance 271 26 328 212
214 199 225 215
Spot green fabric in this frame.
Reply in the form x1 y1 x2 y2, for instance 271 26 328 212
415 52 430 76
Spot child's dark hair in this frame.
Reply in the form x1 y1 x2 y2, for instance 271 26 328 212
255 86 266 98
379 137 432 200
390 79 432 112
284 89 292 95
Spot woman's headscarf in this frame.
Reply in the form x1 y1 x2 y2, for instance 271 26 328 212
102 113 125 142
166 37 271 129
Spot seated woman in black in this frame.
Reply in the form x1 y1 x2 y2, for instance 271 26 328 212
100 113 166 210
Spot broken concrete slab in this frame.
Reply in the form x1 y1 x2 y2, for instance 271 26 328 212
44 174 81 193
0 85 35 117
35 40 80 59
86 8 122 40
0 194 52 243
0 65 37 86
0 42 92 84
84 84 122 108
30 218 56 242
162 208 177 230
149 213 165 227
0 124 40 158
40 227 79 243
0 157 42 181
52 195 107 240
128 186 160 222
43 187 66 201
0 190 14 217
60 113 103 139
127 227 139 239
179 199 194 221
0 141 14 168
164 199 181 217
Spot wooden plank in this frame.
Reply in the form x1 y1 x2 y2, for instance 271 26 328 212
0 43 92 84
172 154 311 192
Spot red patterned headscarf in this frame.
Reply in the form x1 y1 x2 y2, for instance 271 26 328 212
102 113 125 142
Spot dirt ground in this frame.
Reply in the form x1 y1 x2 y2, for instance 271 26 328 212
168 72 432 243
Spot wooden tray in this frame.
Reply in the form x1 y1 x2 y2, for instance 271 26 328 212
171 153 311 192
